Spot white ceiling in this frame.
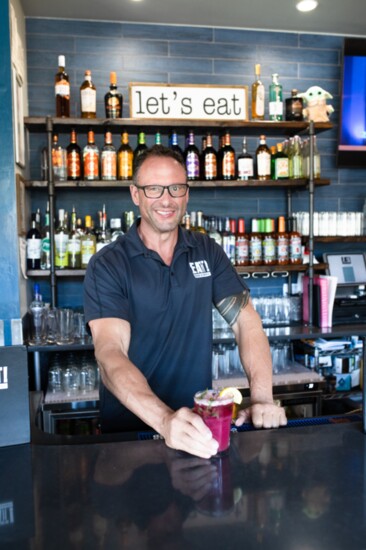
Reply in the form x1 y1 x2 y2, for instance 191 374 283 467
19 0 366 37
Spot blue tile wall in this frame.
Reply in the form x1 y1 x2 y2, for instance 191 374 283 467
25 19 366 306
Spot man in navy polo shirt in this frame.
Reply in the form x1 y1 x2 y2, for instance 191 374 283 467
84 145 287 459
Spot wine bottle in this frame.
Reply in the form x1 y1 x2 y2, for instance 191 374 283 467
67 207 81 269
40 204 51 270
81 215 97 268
80 70 97 118
221 132 236 180
55 55 70 117
54 209 69 269
184 131 200 181
104 71 123 118
202 133 217 181
134 132 148 164
170 130 184 157
251 64 265 120
26 213 42 270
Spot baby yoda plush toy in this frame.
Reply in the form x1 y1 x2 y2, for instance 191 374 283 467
298 86 334 122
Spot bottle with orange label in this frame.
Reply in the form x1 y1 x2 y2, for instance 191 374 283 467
101 131 117 181
67 129 82 181
83 130 100 181
202 133 217 181
117 132 133 180
51 134 67 181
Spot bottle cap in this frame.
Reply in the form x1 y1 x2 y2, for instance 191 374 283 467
85 69 91 76
110 71 117 85
238 218 245 233
255 63 261 74
58 55 65 68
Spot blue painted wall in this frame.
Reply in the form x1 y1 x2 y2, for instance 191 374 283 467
0 1 21 319
25 19 366 306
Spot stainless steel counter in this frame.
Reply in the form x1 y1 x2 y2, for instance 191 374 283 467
1 417 365 549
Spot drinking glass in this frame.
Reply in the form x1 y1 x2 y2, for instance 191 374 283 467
56 308 74 345
193 389 234 454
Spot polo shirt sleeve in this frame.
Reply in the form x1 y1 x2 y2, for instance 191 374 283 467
83 249 130 324
209 239 249 306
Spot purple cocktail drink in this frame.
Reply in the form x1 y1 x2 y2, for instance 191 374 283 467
193 389 234 454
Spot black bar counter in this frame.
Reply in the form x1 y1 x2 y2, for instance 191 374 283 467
1 416 366 549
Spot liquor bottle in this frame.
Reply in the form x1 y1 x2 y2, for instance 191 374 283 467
40 203 51 270
28 283 46 345
222 217 236 264
67 207 81 269
235 218 249 266
285 89 304 121
202 133 217 181
155 132 162 145
170 130 183 157
237 137 254 181
80 70 97 118
288 216 302 265
54 209 69 269
83 130 100 181
184 131 200 180
104 71 123 118
256 135 271 180
217 135 225 179
51 134 67 181
101 131 117 181
249 218 263 265
208 216 222 246
55 55 70 117
26 213 42 270
81 215 97 268
262 219 276 265
67 129 82 181
276 216 289 265
291 135 303 179
117 132 133 180
221 132 236 180
96 205 111 252
269 73 283 121
110 218 124 241
272 143 289 180
196 211 207 234
134 132 148 165
251 64 265 120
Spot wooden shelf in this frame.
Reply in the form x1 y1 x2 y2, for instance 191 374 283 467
24 116 333 137
25 178 330 189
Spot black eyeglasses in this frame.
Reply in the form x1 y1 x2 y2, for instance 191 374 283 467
134 183 189 198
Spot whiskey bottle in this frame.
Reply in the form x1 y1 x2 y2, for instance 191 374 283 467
26 213 42 270
80 70 97 118
251 64 265 120
101 131 117 181
67 129 82 181
117 132 133 180
221 132 236 180
51 134 67 181
83 130 100 181
237 137 254 180
269 73 283 121
202 133 217 181
104 71 123 118
256 135 271 180
55 55 70 117
285 89 304 121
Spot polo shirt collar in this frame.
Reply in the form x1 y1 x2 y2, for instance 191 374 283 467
125 219 198 259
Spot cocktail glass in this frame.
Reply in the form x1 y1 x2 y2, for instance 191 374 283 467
193 389 234 454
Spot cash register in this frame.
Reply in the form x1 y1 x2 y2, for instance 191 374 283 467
324 252 366 325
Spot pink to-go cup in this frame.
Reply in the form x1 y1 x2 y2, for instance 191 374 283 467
193 389 234 454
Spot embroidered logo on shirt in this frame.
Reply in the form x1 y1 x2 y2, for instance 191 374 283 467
189 260 211 278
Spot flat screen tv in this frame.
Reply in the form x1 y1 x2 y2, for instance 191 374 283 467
337 38 366 167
